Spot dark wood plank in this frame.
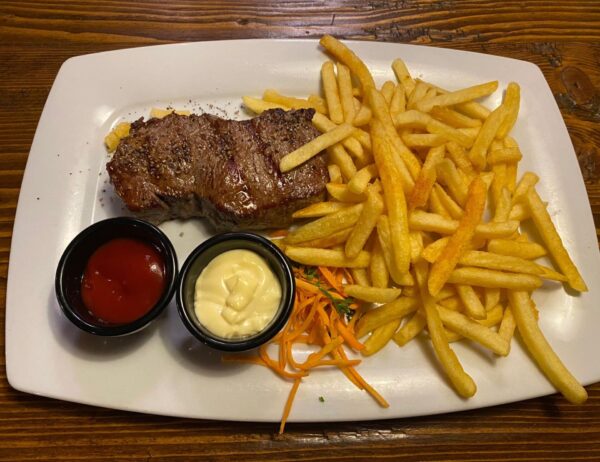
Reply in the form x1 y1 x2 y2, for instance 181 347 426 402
1 1 599 460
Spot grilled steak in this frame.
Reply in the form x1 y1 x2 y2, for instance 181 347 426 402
107 109 327 230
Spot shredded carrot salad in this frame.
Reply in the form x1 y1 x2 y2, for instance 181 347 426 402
222 265 388 433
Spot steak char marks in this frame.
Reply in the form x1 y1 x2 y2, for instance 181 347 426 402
107 109 327 230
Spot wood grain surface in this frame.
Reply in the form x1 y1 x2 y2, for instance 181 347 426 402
1 1 599 460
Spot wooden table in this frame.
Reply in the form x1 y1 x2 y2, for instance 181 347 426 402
1 1 599 460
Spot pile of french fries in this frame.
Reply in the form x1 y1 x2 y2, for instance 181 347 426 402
243 35 588 404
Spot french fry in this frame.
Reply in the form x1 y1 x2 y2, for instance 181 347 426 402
445 141 476 179
421 237 450 263
525 188 587 291
484 288 501 311
437 305 509 355
429 187 451 218
493 187 512 222
328 164 342 183
353 100 372 126
509 203 530 221
311 112 366 161
286 203 363 244
293 201 352 219
458 250 548 276
416 81 498 113
393 311 426 346
409 210 519 238
345 285 402 304
430 106 482 129
487 239 547 260
369 89 422 181
243 95 288 114
408 145 445 211
326 183 367 203
436 159 468 206
508 291 587 404
285 246 370 268
455 284 486 320
496 82 520 139
262 89 315 110
487 147 522 165
321 61 344 124
447 267 542 290
280 123 355 172
371 120 411 275
403 133 446 148
444 303 504 342
295 228 353 249
407 81 429 110
362 319 402 356
468 104 506 169
320 35 376 92
370 238 390 288
308 94 329 114
345 187 384 259
428 176 487 296
381 80 395 105
432 184 464 220
351 268 371 287
377 215 414 286
498 306 516 349
392 58 416 96
356 297 418 338
390 84 406 117
409 231 424 264
327 144 357 181
512 171 539 204
337 63 356 124
415 261 477 398
347 164 378 195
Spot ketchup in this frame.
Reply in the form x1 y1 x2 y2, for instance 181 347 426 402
81 238 166 324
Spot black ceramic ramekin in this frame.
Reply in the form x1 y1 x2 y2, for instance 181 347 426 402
55 217 178 336
177 232 295 352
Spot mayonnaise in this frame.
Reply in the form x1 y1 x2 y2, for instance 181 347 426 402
194 249 282 338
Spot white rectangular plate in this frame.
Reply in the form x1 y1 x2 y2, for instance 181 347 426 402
6 39 600 422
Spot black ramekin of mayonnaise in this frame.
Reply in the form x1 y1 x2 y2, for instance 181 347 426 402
176 232 295 351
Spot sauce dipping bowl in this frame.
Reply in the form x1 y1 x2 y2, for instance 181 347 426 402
55 217 178 336
177 232 295 352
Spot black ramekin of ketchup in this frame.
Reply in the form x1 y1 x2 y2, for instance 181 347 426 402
55 217 178 336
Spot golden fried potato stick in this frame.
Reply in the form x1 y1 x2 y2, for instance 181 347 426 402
416 81 498 113
508 291 587 404
415 261 477 398
393 311 426 346
392 58 416 96
280 123 355 172
336 63 356 124
447 267 542 290
327 144 357 181
285 246 370 268
455 284 486 320
525 188 588 292
408 145 445 211
487 239 547 260
320 35 376 92
362 319 402 356
371 120 411 275
496 82 520 139
345 187 384 259
286 203 363 244
356 296 418 339
370 237 390 288
321 61 344 124
344 285 402 304
436 305 509 356
369 89 422 181
428 176 487 296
